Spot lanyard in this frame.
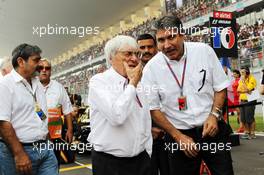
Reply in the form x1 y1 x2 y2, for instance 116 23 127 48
21 81 47 121
163 55 187 96
21 81 37 103
123 79 143 108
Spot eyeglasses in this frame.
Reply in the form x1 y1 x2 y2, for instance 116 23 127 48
117 51 142 58
38 66 51 71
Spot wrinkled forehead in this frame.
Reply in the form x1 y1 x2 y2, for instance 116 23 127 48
138 39 155 46
118 44 139 51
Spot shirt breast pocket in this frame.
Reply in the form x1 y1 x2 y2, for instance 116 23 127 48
46 92 60 107
189 69 212 94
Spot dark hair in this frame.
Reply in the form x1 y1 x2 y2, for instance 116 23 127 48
232 69 241 77
154 16 183 33
137 34 157 46
12 43 42 68
241 67 250 75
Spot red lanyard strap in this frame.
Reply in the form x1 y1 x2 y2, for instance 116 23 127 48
163 55 187 96
123 79 143 108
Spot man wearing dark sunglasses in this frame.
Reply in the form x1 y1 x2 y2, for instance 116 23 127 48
0 44 58 175
38 59 73 167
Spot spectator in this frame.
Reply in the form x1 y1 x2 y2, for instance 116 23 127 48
232 69 243 133
259 69 264 95
237 67 257 139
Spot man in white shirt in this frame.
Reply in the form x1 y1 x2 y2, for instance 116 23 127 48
88 35 152 175
142 16 234 175
0 44 58 175
38 59 73 166
137 33 169 175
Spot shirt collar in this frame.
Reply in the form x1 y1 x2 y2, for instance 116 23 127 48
109 67 127 84
11 69 39 83
44 80 52 88
11 69 39 94
164 42 187 63
43 80 52 93
11 69 24 83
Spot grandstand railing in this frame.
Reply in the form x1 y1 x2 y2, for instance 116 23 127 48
238 36 264 71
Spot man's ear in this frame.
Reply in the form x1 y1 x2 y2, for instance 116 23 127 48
17 57 25 67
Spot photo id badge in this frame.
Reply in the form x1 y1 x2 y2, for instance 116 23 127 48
178 96 187 111
35 103 47 121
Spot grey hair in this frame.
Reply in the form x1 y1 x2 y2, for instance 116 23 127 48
0 57 12 71
40 58 52 67
154 16 183 33
104 35 138 64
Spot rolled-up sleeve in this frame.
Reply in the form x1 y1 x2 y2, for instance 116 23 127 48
60 85 73 115
88 75 137 126
207 46 230 92
0 83 12 122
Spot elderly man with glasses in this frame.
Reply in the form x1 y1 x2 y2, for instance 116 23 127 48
88 35 152 175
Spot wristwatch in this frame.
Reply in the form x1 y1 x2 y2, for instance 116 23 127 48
210 107 223 120
210 111 221 120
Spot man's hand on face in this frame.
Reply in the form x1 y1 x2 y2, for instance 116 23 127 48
123 61 143 87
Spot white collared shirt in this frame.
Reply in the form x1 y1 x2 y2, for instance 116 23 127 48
142 42 230 130
87 67 152 157
0 70 48 142
43 80 72 115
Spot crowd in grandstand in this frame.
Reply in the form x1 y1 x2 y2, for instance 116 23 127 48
52 0 264 96
56 19 264 94
53 0 263 76
166 0 241 22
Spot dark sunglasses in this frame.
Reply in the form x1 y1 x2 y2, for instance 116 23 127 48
38 65 51 71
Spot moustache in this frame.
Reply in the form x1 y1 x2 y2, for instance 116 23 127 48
142 52 152 57
164 48 176 53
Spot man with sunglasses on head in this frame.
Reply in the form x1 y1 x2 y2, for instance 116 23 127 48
38 59 73 167
88 35 152 175
0 44 58 175
142 16 234 175
137 34 169 175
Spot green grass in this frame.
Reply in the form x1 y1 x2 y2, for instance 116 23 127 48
227 114 264 132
